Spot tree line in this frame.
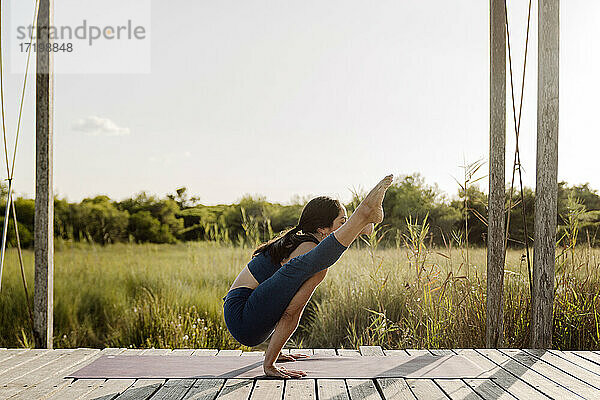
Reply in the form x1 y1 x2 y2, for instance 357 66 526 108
0 174 598 248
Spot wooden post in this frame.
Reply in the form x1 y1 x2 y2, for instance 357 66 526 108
486 0 506 348
34 0 54 349
532 0 559 349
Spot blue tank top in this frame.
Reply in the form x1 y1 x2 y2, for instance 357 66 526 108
247 236 320 284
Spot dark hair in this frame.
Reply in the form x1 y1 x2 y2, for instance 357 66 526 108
252 196 344 266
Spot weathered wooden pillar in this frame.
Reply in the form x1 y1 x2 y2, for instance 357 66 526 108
532 0 559 349
34 0 54 349
486 0 506 348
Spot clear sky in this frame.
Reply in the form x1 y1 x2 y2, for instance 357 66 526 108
1 0 599 206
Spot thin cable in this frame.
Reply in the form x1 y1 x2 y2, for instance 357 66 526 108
503 0 533 295
11 197 34 333
10 0 41 180
0 0 11 176
0 0 41 332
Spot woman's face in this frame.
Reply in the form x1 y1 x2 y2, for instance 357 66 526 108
322 206 347 235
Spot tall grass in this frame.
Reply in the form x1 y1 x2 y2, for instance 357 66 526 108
0 224 599 350
0 240 252 350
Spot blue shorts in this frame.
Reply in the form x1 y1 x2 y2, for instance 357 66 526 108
222 233 348 347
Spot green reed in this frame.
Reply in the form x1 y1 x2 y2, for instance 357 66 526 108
0 226 598 350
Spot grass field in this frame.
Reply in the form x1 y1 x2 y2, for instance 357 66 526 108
0 238 599 350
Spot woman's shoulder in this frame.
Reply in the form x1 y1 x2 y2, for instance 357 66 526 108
281 240 317 265
294 241 317 253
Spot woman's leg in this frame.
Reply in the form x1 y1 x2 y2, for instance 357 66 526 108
264 268 328 378
266 268 327 359
243 232 348 344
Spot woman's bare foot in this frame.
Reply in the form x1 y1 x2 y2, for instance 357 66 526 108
264 364 307 378
332 175 393 247
277 352 310 362
355 174 393 224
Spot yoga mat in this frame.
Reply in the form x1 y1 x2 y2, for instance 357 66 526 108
67 354 496 379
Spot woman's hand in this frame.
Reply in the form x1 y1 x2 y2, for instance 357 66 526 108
264 364 307 378
277 352 310 362
359 223 374 236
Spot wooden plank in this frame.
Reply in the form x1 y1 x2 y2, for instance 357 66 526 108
213 350 251 400
499 349 599 398
429 350 454 356
337 349 361 357
149 379 195 400
99 347 124 352
476 348 581 399
249 379 283 399
283 379 316 400
405 379 449 400
522 349 600 388
289 348 313 356
313 349 336 356
80 379 136 400
241 351 264 357
346 379 382 400
434 379 480 400
573 351 600 366
143 348 173 355
359 346 384 356
376 378 416 400
172 349 196 356
317 379 349 400
383 350 409 356
215 378 253 400
464 379 517 400
181 379 224 400
34 348 128 400
193 349 219 356
549 350 600 376
487 0 506 349
0 349 29 364
113 379 164 400
44 378 105 400
0 348 74 385
0 349 49 378
217 350 243 356
452 349 500 372
6 348 117 400
455 349 548 399
532 0 560 349
122 349 147 355
404 349 430 357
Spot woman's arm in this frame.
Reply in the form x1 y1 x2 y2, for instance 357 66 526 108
263 241 323 378
264 309 303 367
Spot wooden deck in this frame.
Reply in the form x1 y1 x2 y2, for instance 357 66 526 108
1 347 600 399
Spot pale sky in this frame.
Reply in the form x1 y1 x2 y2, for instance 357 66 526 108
1 0 599 206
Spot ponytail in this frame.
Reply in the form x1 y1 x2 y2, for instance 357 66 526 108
252 195 343 265
252 225 319 266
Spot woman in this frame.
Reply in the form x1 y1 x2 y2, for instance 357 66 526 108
222 174 393 378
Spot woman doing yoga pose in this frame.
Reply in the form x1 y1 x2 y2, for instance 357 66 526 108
222 174 394 378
